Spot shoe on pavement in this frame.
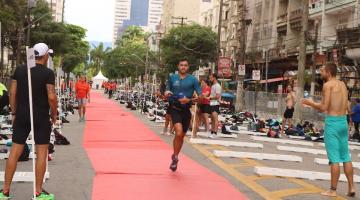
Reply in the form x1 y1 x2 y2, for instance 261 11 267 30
34 190 54 200
169 154 179 172
0 189 11 199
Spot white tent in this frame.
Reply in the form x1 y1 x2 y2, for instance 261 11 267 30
92 70 108 89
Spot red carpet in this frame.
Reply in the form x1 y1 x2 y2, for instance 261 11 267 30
83 91 248 200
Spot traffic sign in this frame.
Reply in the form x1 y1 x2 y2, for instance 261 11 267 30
252 70 261 81
238 65 246 76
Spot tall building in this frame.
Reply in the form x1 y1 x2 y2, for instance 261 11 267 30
113 0 132 47
120 0 150 32
112 0 163 47
46 0 64 22
161 0 212 32
148 0 163 30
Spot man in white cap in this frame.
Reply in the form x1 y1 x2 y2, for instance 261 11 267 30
0 43 57 200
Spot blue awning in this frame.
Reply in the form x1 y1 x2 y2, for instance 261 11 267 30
221 92 236 99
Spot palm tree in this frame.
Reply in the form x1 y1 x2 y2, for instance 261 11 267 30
90 42 110 72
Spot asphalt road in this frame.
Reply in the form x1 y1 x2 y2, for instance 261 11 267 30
0 114 94 200
127 103 360 200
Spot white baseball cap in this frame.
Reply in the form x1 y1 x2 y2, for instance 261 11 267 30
33 43 52 57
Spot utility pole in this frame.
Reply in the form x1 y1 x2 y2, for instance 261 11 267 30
294 0 309 121
217 0 224 58
171 17 187 27
310 21 319 96
265 49 269 93
235 0 246 112
62 0 65 23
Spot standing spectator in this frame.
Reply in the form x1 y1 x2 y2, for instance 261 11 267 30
351 99 360 142
0 43 57 199
193 79 211 137
281 85 296 137
75 75 90 122
208 73 222 138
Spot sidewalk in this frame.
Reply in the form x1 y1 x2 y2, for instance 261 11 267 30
83 91 247 200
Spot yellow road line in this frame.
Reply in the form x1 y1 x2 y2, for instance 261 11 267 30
190 142 347 200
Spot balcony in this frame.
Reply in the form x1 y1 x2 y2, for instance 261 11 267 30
337 26 360 48
309 1 322 15
325 0 356 11
289 9 302 31
228 38 239 47
289 9 302 21
277 24 287 35
277 13 288 25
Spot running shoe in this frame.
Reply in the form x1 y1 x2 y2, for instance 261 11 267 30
34 190 54 200
169 154 179 172
0 189 11 199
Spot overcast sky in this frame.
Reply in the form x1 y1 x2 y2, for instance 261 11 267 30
64 0 114 42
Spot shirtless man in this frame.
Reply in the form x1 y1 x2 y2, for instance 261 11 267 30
282 85 295 136
302 63 355 197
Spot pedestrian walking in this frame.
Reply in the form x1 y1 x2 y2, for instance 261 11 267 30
75 74 90 122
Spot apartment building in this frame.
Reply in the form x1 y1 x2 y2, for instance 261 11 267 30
201 0 360 83
46 0 64 22
113 0 132 47
161 0 211 32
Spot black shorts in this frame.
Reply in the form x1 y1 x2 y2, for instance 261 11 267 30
12 118 52 145
200 104 211 114
170 106 191 133
283 107 294 119
210 105 220 114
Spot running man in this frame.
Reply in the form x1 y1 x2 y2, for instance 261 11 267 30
75 75 90 122
208 73 222 138
0 43 57 199
165 58 202 172
281 85 296 136
302 63 355 197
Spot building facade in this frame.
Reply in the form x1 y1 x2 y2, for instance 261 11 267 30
46 0 64 22
200 0 360 87
148 0 163 30
113 0 132 47
161 0 212 32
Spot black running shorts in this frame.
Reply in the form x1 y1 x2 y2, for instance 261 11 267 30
170 106 191 133
200 104 211 114
283 107 294 119
210 105 220 114
12 118 52 145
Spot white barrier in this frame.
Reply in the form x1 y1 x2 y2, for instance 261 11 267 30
190 138 263 148
254 166 360 183
314 158 360 169
0 172 49 182
213 150 303 162
277 145 327 155
251 136 314 147
318 143 360 150
189 131 238 139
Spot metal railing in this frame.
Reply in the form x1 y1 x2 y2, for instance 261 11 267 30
241 91 324 123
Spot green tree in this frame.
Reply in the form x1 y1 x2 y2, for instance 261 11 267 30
62 24 89 74
90 42 110 72
103 26 149 79
160 24 218 72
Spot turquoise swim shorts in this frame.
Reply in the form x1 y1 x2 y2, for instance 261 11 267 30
324 115 352 164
